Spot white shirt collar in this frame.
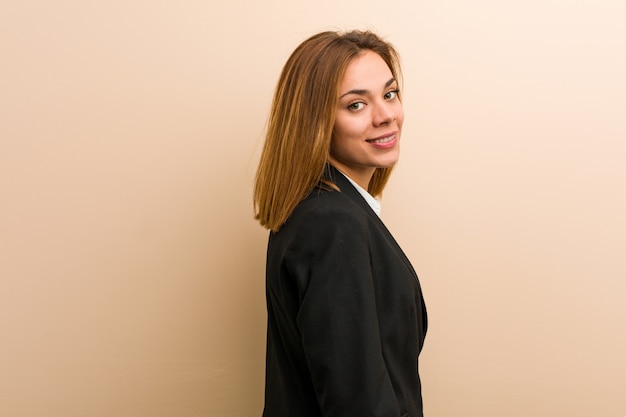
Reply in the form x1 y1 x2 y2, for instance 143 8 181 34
338 171 381 217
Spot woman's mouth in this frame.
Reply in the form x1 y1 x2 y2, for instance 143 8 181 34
366 133 398 149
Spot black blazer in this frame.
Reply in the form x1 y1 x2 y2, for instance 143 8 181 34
263 164 428 417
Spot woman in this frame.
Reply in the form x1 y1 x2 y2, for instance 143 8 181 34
254 30 428 417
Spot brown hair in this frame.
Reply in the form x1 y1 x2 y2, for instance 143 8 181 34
254 30 402 231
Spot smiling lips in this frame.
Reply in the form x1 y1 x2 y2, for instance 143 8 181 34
366 132 398 149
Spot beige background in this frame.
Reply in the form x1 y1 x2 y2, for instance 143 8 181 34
1 0 625 416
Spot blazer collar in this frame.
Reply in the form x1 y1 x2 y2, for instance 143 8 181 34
322 164 418 277
323 164 380 218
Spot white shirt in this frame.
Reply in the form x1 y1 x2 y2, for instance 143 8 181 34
339 171 381 217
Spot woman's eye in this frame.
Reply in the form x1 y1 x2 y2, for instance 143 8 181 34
348 102 365 111
385 89 399 100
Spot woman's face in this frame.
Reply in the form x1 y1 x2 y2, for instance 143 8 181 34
329 50 404 189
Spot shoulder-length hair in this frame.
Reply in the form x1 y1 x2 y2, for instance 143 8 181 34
254 30 403 231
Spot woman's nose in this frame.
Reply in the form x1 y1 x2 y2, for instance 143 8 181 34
372 102 395 126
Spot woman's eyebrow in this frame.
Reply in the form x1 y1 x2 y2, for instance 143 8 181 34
339 77 397 99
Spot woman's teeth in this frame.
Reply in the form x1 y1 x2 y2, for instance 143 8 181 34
368 135 394 143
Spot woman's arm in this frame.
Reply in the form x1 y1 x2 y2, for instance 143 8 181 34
286 200 401 417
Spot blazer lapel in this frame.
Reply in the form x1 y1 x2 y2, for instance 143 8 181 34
323 164 418 277
323 164 375 216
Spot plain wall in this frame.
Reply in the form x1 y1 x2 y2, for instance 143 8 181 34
1 1 624 416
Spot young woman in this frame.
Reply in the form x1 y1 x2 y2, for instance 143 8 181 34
254 30 428 417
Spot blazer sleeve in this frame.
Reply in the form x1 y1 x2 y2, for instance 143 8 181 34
284 199 401 417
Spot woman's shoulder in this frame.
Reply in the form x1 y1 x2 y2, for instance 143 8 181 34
280 187 368 234
302 186 363 215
